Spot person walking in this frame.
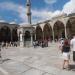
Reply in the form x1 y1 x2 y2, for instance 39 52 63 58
61 39 70 70
70 36 75 62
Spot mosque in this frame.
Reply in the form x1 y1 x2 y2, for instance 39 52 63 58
0 0 75 47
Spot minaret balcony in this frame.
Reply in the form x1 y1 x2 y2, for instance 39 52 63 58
27 13 31 15
26 3 30 6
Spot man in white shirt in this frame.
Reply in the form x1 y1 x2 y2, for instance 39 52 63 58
70 36 75 62
59 38 64 53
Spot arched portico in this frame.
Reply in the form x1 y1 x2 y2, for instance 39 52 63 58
36 25 43 41
66 17 75 39
43 23 52 41
53 21 65 41
12 28 18 42
0 26 11 42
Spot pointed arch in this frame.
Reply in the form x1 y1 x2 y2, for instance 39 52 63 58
36 25 43 41
43 23 52 41
66 17 75 39
0 26 11 42
53 21 65 40
12 28 18 42
24 31 31 41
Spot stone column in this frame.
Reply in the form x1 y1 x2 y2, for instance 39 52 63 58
0 45 1 58
0 44 2 63
64 25 68 39
52 28 55 42
20 33 24 47
30 32 33 46
42 31 44 41
35 33 36 41
17 33 20 42
10 29 13 42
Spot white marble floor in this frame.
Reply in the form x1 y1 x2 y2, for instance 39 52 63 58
0 43 75 75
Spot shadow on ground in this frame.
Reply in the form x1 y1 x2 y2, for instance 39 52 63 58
69 64 75 71
0 58 11 64
2 59 10 62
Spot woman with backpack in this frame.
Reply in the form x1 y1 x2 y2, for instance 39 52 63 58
61 39 70 70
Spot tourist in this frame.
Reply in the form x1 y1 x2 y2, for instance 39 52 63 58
59 38 64 52
9 42 11 47
41 40 44 48
0 43 1 58
6 42 8 49
60 39 70 70
70 35 75 62
2 42 4 48
33 40 36 48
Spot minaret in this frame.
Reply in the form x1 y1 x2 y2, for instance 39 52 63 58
26 0 31 24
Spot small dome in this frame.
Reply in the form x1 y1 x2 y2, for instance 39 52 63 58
0 20 6 23
19 23 32 27
9 21 16 24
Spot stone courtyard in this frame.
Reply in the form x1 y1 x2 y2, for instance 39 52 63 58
0 42 75 75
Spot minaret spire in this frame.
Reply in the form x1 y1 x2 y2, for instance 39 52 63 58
26 0 31 24
27 0 30 3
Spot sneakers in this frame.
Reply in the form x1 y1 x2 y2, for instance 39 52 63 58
62 67 70 70
62 68 65 69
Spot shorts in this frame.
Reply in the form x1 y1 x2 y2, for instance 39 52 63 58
62 52 70 60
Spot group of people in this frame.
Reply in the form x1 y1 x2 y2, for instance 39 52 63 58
59 36 75 70
0 41 17 48
33 40 48 48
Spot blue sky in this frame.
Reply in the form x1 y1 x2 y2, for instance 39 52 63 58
0 0 75 24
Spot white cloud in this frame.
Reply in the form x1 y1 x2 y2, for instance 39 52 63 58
0 0 75 24
51 10 63 17
32 9 52 22
62 0 75 14
0 2 27 23
44 0 57 4
0 2 18 12
32 0 75 23
0 2 53 24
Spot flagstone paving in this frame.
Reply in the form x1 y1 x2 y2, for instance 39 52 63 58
0 42 75 75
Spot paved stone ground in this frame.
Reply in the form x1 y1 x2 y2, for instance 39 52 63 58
0 42 75 75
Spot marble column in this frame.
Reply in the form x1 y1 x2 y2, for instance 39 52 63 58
52 28 55 42
10 29 13 42
35 33 36 41
30 32 33 46
43 31 44 41
0 44 2 63
20 33 24 47
18 33 20 42
64 25 67 39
